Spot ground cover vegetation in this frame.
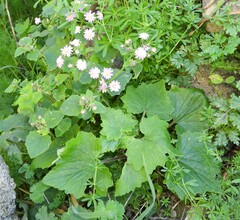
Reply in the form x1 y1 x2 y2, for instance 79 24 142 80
0 0 239 219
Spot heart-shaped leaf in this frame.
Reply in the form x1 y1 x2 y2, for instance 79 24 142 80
121 81 174 120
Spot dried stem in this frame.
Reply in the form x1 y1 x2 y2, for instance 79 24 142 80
5 0 18 45
70 194 79 207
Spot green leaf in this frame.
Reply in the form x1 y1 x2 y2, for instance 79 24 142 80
108 70 132 96
43 132 113 198
30 182 49 203
165 132 221 200
31 142 59 169
100 108 137 140
121 81 174 120
18 37 32 46
60 95 81 116
225 76 235 84
35 206 57 220
54 117 72 137
27 49 41 61
101 139 119 152
115 163 147 196
15 83 43 115
44 110 64 128
92 101 107 114
14 47 28 57
126 116 175 174
131 63 143 78
44 39 66 71
68 200 124 220
4 78 20 93
55 74 69 86
15 18 29 35
95 166 114 196
230 94 240 111
236 81 240 91
62 206 86 220
0 114 28 132
25 131 51 158
230 112 240 130
209 74 223 84
96 200 125 220
168 87 209 134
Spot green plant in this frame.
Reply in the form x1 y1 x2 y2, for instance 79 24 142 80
1 0 240 219
188 152 240 220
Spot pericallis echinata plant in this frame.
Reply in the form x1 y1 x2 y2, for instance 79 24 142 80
0 0 224 219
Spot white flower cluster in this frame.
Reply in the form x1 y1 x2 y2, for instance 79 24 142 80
0 156 17 220
84 10 103 23
121 32 157 61
65 7 103 23
56 47 121 93
88 67 121 93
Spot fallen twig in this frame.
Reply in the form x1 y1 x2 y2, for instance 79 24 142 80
5 0 18 45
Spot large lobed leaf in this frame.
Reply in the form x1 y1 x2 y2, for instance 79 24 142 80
115 163 147 196
62 200 124 220
121 81 174 120
100 108 137 140
126 116 175 173
43 132 113 198
116 116 176 196
168 87 209 134
165 131 221 200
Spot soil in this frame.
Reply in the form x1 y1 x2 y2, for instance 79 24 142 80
191 65 236 97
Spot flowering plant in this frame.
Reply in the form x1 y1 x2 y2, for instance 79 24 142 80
2 0 233 219
15 0 159 98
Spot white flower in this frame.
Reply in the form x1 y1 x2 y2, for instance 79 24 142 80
139 33 149 40
143 45 150 51
84 10 96 23
66 12 76 22
89 67 100 79
61 45 73 57
151 47 157 53
56 56 64 68
129 59 136 67
76 59 87 71
125 39 132 45
96 11 103 21
102 68 113 79
81 109 86 114
68 64 73 68
84 28 95 41
70 39 80 47
109 80 121 92
99 78 108 93
100 83 108 93
35 17 41 25
135 47 147 60
75 26 81 34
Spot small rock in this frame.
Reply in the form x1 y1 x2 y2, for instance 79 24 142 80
0 156 18 220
